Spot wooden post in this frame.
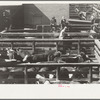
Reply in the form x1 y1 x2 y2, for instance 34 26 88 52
24 66 28 84
32 41 35 53
89 66 92 83
99 66 100 81
11 42 13 49
78 40 80 55
42 25 44 33
56 42 58 51
56 66 60 81
41 35 45 39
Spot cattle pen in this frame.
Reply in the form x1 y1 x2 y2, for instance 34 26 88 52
0 37 99 84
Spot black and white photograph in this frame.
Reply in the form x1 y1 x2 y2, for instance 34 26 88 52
0 1 100 99
0 1 100 85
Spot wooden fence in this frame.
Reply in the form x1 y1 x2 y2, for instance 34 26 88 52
0 31 98 38
0 62 100 84
0 38 98 84
0 38 94 54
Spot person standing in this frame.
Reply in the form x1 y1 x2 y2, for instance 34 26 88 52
61 16 67 30
3 9 11 30
59 26 71 54
50 16 57 32
59 26 70 39
59 26 68 39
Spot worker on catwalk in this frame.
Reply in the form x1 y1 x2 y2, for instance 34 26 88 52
61 16 67 30
50 16 57 32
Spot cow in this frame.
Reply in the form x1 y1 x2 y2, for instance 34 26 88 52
23 49 56 63
13 48 31 62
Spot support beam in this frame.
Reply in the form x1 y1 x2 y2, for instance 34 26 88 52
89 66 92 83
78 40 80 54
56 66 60 81
32 41 35 53
56 42 58 51
11 42 13 49
24 66 28 84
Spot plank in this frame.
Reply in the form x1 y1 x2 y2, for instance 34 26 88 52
1 32 97 37
0 38 94 42
68 19 92 23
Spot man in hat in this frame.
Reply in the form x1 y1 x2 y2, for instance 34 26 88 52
50 16 57 32
61 16 67 30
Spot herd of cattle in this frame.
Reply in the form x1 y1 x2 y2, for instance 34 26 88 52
0 46 94 84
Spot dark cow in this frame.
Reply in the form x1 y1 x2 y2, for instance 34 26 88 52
53 51 81 63
14 48 31 62
0 48 31 83
23 50 56 63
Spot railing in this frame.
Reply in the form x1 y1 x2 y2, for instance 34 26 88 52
0 38 94 55
0 62 100 84
18 63 100 84
0 38 98 84
0 31 98 38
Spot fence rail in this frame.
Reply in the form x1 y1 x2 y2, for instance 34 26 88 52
0 32 98 38
0 38 98 84
0 38 94 55
0 38 94 42
0 62 100 84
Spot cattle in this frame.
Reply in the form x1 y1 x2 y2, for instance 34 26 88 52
53 51 81 63
0 47 93 84
36 51 78 83
22 50 90 84
14 48 31 62
72 51 93 80
0 48 30 83
23 49 56 63
5 48 57 83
